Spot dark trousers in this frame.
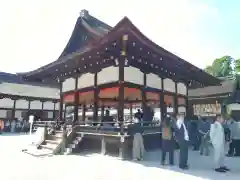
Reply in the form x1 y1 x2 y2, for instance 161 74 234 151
233 139 240 156
228 139 240 156
228 140 234 156
179 140 188 168
161 150 174 165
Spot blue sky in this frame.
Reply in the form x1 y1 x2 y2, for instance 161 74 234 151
0 0 239 73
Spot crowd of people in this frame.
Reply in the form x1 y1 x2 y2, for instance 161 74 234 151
131 110 240 173
0 119 30 134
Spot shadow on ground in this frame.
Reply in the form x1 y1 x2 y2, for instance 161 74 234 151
134 149 240 180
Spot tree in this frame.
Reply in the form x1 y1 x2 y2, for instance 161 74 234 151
204 65 214 76
235 58 240 74
204 55 234 78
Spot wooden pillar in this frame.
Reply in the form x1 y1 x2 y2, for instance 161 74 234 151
142 73 147 107
74 77 79 124
160 78 164 121
185 84 189 118
53 102 56 119
93 73 99 123
82 104 86 121
101 106 104 122
174 82 178 115
41 101 44 110
118 34 128 159
28 100 31 117
130 103 133 120
11 99 16 120
59 81 63 123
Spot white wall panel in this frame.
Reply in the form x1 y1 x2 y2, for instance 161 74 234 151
15 110 22 118
48 112 53 118
0 110 7 118
146 73 162 89
124 66 144 84
98 66 118 85
0 98 14 108
227 104 240 111
55 102 60 110
163 78 175 92
78 73 94 88
43 101 54 110
15 99 29 109
177 82 187 95
30 100 42 109
62 78 75 92
178 106 186 113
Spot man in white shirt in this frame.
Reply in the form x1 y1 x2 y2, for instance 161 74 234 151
210 115 230 173
175 113 189 169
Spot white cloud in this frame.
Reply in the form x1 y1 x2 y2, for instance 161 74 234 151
0 0 232 73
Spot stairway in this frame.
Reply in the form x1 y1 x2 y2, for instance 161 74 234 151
65 132 84 154
38 130 63 155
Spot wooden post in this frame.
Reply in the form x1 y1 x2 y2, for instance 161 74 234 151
28 100 31 117
53 102 56 119
93 73 99 124
74 77 79 124
11 99 16 120
130 103 133 120
160 78 164 122
118 34 128 159
185 84 189 118
82 104 86 121
59 81 63 123
174 82 178 114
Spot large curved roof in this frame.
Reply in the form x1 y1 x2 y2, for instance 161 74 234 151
21 10 220 87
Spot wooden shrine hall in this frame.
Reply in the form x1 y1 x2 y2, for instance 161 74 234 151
21 10 220 157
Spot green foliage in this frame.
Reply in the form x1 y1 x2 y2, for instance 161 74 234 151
235 58 240 73
204 55 234 79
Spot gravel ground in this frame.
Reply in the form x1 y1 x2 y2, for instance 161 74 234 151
1 134 240 180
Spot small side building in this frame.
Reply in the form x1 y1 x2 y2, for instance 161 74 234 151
188 75 240 118
0 72 60 121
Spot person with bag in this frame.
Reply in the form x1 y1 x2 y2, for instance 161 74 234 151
161 116 175 165
175 113 189 170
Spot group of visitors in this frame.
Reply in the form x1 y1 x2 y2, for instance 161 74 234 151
0 119 30 134
131 111 238 173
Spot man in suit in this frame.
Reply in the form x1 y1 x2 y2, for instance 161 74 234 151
210 115 230 173
175 113 189 169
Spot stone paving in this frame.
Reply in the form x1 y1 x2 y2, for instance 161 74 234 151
1 134 240 180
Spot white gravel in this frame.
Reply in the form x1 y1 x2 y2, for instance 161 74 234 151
0 134 240 180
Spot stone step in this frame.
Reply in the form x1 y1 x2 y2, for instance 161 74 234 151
55 130 63 133
45 140 60 144
23 147 53 157
64 148 72 155
68 143 76 149
54 133 63 138
40 143 58 151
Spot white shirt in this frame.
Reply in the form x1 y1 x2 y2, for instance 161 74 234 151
176 119 189 141
210 121 225 147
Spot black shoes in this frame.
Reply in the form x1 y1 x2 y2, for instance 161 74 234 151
214 166 230 173
179 165 189 170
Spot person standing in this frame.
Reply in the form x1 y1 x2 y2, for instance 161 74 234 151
59 124 67 155
161 116 175 165
198 117 211 156
210 115 230 173
130 118 145 161
229 120 240 156
11 120 16 133
175 113 189 170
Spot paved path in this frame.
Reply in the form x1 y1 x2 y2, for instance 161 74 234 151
0 134 240 180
